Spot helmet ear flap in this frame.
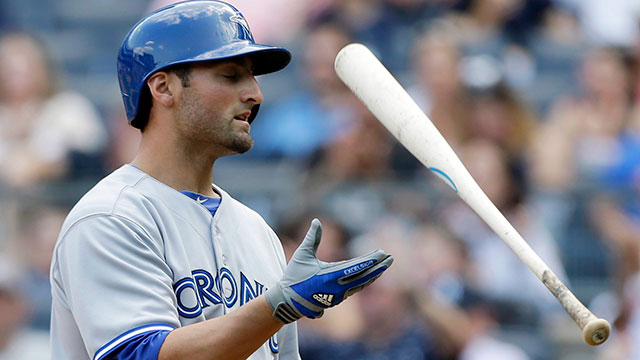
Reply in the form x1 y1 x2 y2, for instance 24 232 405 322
130 86 152 130
248 104 260 124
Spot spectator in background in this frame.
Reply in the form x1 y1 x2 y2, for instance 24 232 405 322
13 204 67 331
409 224 469 307
449 0 541 97
456 291 531 360
635 37 640 105
449 0 526 68
312 0 385 50
596 272 640 360
310 107 394 180
0 33 106 189
347 268 441 360
345 217 443 360
0 256 50 360
590 197 640 289
451 0 523 54
466 83 536 164
298 98 397 234
347 217 532 359
407 223 473 358
279 211 352 263
558 0 640 48
529 46 639 261
524 4 586 114
250 21 361 160
590 192 640 360
407 223 534 359
102 108 141 172
531 47 635 192
313 0 448 77
407 21 470 151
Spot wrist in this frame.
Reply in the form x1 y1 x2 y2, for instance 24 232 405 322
265 285 301 324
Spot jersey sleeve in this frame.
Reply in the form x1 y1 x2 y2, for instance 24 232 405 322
99 327 171 360
53 214 179 359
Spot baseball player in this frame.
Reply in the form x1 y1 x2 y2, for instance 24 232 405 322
49 1 393 359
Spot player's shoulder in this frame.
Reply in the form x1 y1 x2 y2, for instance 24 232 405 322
67 164 143 208
60 165 158 231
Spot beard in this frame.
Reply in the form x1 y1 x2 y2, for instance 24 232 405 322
176 88 254 155
226 131 253 154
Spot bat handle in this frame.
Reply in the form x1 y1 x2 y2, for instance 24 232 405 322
542 270 610 345
583 318 610 346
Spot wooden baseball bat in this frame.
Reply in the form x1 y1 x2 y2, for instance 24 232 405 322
334 43 610 346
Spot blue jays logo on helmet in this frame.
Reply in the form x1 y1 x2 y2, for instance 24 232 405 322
229 13 251 34
117 0 291 129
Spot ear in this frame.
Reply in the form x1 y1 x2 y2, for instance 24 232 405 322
147 71 176 108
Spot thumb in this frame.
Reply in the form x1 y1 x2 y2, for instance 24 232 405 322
295 218 322 257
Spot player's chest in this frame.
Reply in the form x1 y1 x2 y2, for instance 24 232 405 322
160 218 282 322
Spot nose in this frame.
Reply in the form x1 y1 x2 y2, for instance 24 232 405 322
241 76 264 106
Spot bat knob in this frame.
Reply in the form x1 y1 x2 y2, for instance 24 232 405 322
582 318 611 346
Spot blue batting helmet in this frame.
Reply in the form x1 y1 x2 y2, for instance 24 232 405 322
117 0 291 128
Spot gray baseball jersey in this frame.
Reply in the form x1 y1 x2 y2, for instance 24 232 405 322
50 164 300 359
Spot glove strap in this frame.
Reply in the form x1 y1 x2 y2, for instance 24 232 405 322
265 286 301 324
272 302 301 324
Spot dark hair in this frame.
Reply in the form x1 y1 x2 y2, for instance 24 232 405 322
132 63 192 131
171 64 192 87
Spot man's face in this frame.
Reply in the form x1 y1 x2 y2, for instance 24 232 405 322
173 57 263 156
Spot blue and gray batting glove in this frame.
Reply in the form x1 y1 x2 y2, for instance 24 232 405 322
265 219 393 324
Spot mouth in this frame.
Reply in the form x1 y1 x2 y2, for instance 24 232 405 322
233 111 252 123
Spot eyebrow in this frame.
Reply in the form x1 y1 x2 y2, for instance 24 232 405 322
224 57 255 72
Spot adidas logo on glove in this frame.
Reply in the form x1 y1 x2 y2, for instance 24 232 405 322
312 293 334 306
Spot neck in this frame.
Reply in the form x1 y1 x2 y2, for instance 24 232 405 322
132 126 219 197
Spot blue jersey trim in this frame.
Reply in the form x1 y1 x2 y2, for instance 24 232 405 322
179 190 221 217
93 324 175 360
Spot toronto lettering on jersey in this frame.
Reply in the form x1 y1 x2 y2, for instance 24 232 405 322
173 268 279 354
173 267 266 318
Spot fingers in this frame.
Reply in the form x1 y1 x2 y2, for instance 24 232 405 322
343 271 382 299
294 218 323 257
343 254 393 291
335 249 391 284
337 253 392 300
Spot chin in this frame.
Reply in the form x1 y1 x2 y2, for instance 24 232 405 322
228 136 254 154
234 145 252 154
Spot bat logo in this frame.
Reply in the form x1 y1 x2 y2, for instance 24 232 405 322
429 167 458 193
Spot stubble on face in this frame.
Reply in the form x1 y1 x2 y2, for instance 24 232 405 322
175 86 254 156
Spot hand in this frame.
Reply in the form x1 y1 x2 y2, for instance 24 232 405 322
265 219 393 323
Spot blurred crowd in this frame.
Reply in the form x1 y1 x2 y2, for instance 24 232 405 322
0 0 639 359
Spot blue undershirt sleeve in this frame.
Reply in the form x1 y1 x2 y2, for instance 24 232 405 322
95 324 174 360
